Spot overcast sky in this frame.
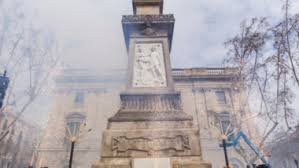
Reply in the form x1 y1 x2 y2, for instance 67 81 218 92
24 0 299 70
16 0 299 124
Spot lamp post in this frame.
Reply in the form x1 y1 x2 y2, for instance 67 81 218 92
65 122 91 168
218 119 232 168
68 137 76 168
221 135 230 168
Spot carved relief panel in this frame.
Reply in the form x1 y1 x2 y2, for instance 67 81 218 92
133 43 167 88
111 135 190 156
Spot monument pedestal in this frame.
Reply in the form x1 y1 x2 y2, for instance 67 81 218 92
92 0 212 167
92 94 211 168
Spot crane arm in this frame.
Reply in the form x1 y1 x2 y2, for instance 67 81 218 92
227 131 270 166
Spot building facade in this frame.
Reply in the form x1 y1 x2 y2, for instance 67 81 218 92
37 67 258 168
36 69 125 168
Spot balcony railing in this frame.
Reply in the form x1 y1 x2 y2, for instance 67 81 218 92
172 68 238 77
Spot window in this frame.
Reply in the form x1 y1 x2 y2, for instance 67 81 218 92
215 90 227 104
74 92 85 106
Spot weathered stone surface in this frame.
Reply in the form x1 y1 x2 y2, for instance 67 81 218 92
101 129 201 158
92 157 211 168
122 15 174 51
109 92 193 122
119 92 183 113
109 111 193 122
107 120 194 130
122 14 175 24
92 158 131 168
133 0 164 15
133 158 171 168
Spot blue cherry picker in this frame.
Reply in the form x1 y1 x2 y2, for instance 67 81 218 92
222 130 272 168
220 123 271 168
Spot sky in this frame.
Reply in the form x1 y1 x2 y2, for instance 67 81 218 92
25 0 299 69
15 0 299 124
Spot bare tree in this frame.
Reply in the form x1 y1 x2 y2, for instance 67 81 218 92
0 0 60 141
224 0 299 163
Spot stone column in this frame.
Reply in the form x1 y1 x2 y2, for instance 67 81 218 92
92 1 212 168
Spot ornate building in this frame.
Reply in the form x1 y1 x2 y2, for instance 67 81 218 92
37 67 255 168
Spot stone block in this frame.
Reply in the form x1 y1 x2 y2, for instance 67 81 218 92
133 158 171 168
92 157 212 168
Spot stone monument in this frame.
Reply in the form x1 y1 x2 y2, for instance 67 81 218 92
92 0 212 167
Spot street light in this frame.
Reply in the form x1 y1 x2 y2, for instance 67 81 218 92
219 120 232 168
65 122 91 168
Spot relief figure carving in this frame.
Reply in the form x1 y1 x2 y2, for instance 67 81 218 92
133 43 167 87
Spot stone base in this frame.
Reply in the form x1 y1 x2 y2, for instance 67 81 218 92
93 91 212 168
101 128 202 158
92 157 212 168
92 126 212 168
